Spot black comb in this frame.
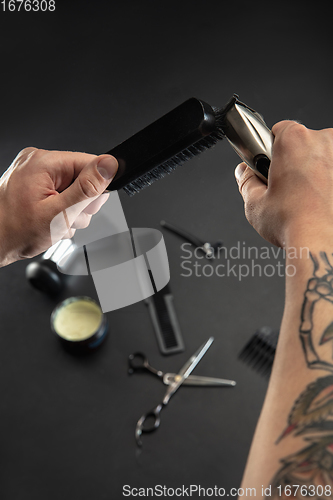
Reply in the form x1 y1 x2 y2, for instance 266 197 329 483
145 283 185 355
105 97 227 196
238 326 279 377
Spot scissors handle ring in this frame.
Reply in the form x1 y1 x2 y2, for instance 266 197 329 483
142 403 163 432
135 403 164 445
128 352 163 378
128 352 147 374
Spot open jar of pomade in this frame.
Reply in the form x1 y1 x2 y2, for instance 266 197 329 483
51 296 108 349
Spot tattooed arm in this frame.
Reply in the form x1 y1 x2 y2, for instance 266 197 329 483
235 121 333 498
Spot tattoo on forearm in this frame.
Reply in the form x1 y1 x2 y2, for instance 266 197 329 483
276 376 333 444
271 435 333 496
300 252 333 372
270 252 333 499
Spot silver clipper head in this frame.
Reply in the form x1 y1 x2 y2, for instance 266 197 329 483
222 95 273 183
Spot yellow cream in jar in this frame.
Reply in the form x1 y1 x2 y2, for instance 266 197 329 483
53 298 103 341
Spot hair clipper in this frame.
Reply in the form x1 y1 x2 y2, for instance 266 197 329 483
221 95 273 183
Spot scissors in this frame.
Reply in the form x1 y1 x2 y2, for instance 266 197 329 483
128 353 236 387
133 337 235 446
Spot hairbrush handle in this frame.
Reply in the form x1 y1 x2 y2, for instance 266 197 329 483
222 95 273 183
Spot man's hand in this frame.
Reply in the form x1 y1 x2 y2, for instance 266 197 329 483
236 121 333 494
234 120 333 247
0 148 118 266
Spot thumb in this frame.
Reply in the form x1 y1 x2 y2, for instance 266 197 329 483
235 162 267 206
56 155 118 226
57 154 118 220
48 155 118 245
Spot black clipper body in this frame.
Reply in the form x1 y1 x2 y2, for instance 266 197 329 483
221 95 273 183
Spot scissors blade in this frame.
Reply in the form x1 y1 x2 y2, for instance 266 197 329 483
163 373 236 387
162 336 214 404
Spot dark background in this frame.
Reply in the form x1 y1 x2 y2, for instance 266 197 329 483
0 1 331 499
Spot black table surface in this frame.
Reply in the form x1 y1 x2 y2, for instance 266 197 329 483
0 2 332 499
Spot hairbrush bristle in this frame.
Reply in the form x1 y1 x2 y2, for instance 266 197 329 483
123 112 225 196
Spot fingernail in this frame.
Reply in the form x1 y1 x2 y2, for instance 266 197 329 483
97 156 118 180
235 163 246 181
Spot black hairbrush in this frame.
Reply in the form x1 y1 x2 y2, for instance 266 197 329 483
105 95 273 196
